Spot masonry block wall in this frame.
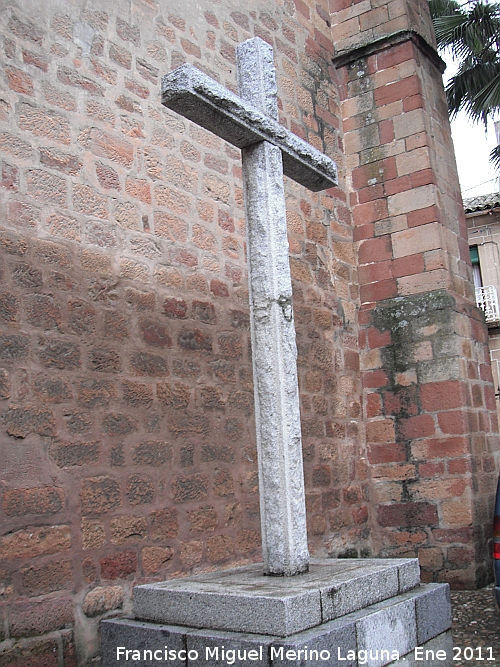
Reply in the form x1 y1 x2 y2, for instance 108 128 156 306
0 0 498 664
331 0 500 587
0 0 365 664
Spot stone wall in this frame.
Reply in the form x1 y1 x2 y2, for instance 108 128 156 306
332 0 500 587
0 0 362 664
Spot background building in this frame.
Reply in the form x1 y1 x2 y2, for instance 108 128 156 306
466 193 500 417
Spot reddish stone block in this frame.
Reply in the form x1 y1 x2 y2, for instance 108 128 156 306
83 585 124 617
384 175 411 196
4 405 56 438
117 16 140 45
3 487 64 517
378 502 438 528
376 40 415 70
109 42 132 69
358 184 385 204
418 461 445 477
437 410 468 435
407 205 440 228
362 369 389 389
20 560 72 596
368 442 406 464
353 223 375 241
410 168 436 188
9 597 73 637
353 198 389 226
1 162 19 190
80 476 121 515
57 66 103 95
344 349 360 371
367 327 391 349
420 380 466 411
127 474 154 505
206 534 235 563
366 392 383 418
140 319 172 347
358 235 392 264
366 418 395 443
88 128 133 167
178 328 213 352
432 527 474 544
374 75 421 107
5 65 34 95
358 260 393 284
0 636 60 666
163 297 188 319
392 253 424 278
425 436 469 458
383 387 418 416
8 14 43 44
360 278 397 304
399 414 435 439
379 119 394 144
100 550 137 579
312 465 331 487
150 508 179 539
210 279 229 297
447 458 471 475
403 94 425 112
172 474 209 503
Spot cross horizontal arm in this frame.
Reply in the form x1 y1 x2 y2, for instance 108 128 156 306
161 64 338 192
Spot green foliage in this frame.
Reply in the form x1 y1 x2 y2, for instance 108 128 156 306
429 0 500 169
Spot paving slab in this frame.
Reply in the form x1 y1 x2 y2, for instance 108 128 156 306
101 618 189 667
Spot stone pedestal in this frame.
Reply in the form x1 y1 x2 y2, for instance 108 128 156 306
100 559 453 667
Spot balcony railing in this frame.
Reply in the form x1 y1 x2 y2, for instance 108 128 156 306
476 285 500 324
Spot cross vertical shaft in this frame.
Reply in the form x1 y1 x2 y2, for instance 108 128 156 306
237 38 310 576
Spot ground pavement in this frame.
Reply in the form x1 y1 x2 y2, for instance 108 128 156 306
451 586 500 665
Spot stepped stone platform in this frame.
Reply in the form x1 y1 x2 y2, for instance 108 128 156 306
101 559 453 667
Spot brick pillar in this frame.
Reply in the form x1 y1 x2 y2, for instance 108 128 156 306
331 0 500 587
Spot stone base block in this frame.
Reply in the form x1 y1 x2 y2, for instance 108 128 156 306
101 580 452 667
133 558 420 636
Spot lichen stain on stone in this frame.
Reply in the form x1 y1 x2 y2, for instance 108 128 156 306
372 289 456 384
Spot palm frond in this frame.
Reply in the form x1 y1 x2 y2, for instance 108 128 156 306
432 1 500 58
490 143 500 170
473 70 500 111
445 63 499 122
429 0 461 19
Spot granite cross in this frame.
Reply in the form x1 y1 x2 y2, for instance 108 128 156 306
162 37 337 576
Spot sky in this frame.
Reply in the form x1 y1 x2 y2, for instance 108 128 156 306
443 53 500 198
450 114 499 198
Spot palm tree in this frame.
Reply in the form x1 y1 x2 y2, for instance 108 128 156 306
429 0 500 169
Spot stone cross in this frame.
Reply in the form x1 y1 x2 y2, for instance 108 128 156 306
162 37 337 576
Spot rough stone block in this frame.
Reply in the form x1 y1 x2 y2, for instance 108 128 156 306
355 592 417 667
397 558 421 592
103 582 451 667
318 560 399 620
101 618 188 667
134 560 421 636
134 572 321 637
270 616 357 667
415 583 451 644
187 629 273 666
390 631 454 666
